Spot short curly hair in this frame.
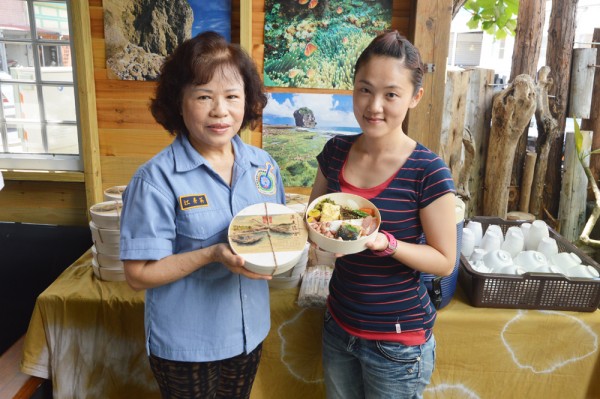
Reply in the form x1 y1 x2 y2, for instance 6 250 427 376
150 31 267 136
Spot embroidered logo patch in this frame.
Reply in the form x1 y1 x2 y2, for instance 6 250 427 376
255 162 276 196
179 194 209 210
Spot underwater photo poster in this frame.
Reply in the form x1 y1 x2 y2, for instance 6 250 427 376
103 0 231 80
263 0 392 89
262 92 360 187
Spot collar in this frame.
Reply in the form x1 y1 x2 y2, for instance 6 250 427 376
173 134 260 172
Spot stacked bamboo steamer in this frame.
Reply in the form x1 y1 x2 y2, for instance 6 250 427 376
88 186 127 281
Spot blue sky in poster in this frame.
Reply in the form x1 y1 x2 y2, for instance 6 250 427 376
189 0 231 41
264 93 360 132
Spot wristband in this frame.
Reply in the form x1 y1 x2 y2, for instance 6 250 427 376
372 230 397 257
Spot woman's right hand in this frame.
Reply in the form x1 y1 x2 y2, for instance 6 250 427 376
211 243 272 280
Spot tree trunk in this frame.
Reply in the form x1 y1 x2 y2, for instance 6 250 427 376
583 28 600 182
509 0 546 212
530 67 559 218
483 74 537 218
543 0 579 220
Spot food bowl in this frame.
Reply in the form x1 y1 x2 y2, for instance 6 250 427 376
91 245 124 269
89 221 120 244
91 258 126 282
228 202 308 276
89 220 120 255
89 200 123 230
103 185 127 201
305 193 381 255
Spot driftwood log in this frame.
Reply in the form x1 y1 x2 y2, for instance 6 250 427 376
530 66 559 218
519 152 537 212
456 128 475 200
560 131 591 242
483 74 536 218
440 68 470 199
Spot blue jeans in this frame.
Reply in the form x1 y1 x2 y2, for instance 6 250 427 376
322 310 435 399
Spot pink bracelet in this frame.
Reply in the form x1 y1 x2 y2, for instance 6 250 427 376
372 230 397 257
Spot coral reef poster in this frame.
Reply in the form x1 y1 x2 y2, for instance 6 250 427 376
263 0 392 90
262 92 360 187
104 0 231 80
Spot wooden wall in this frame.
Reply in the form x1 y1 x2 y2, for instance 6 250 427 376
0 0 450 225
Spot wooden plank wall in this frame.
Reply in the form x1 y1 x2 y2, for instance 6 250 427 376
89 0 170 191
0 0 435 225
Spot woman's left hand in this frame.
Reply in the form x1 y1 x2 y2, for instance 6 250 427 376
365 232 389 252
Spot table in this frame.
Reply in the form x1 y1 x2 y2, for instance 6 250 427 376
21 250 600 399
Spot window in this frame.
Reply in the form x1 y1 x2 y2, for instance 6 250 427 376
0 0 81 171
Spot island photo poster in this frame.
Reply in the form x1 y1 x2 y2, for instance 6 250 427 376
262 92 359 187
263 0 392 90
103 0 231 80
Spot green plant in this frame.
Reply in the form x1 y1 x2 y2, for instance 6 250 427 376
464 0 519 39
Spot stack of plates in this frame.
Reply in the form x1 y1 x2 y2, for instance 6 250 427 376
89 200 125 281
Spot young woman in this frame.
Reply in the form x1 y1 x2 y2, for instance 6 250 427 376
119 31 285 399
309 31 457 399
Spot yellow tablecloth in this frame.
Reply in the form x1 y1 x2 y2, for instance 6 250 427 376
21 250 600 399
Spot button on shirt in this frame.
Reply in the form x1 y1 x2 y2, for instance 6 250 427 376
120 134 285 362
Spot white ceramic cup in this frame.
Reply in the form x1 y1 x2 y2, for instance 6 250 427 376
486 224 504 243
526 220 550 251
501 228 525 258
551 252 582 270
496 264 520 275
470 260 492 274
586 265 600 278
469 248 486 263
520 223 531 246
461 228 475 259
481 230 502 252
466 221 483 248
514 250 549 272
532 264 553 273
566 264 598 279
537 237 559 260
483 249 514 272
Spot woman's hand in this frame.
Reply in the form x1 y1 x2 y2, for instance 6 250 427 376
365 232 389 252
211 243 272 280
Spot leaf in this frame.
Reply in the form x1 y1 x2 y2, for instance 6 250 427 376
574 116 583 156
479 0 497 9
482 20 494 30
495 28 508 40
467 16 481 30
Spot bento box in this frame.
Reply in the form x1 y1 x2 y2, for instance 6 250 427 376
228 202 308 276
305 193 380 255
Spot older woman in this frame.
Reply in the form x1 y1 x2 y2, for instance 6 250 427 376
119 31 285 399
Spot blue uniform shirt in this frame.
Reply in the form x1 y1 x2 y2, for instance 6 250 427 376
120 134 285 362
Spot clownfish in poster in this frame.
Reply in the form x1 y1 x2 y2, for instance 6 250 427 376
304 42 317 57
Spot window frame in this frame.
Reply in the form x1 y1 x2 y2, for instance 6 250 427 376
0 0 82 171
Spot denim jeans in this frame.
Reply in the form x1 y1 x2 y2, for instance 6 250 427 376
322 310 435 399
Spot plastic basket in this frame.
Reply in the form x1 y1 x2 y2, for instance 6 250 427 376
459 216 600 312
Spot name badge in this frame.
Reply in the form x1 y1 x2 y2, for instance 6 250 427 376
179 194 209 210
